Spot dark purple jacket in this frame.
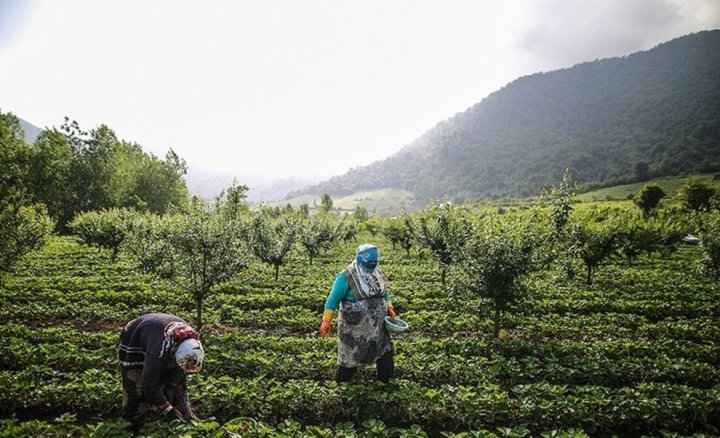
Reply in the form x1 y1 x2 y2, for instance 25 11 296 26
119 313 188 406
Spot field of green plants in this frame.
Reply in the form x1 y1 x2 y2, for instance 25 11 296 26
2 196 720 438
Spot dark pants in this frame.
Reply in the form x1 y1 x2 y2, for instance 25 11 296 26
121 367 189 431
336 350 394 383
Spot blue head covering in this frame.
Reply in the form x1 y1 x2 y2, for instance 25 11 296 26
356 244 379 270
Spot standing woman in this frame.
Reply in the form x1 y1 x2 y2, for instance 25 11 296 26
319 244 397 382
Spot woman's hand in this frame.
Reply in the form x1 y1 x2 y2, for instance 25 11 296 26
319 320 331 337
387 304 397 320
163 406 186 423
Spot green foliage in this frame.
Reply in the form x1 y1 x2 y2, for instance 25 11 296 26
0 111 32 205
0 203 53 275
568 222 618 285
698 212 720 280
382 217 404 250
677 179 716 212
320 193 334 214
216 178 250 221
609 214 682 265
354 204 370 222
3 198 720 436
251 210 301 280
362 217 382 236
69 208 133 262
124 209 251 328
457 218 543 338
337 218 359 244
547 169 578 233
299 214 339 264
634 184 666 218
382 214 416 256
0 112 53 275
126 148 189 214
28 129 76 226
415 203 472 285
0 112 190 231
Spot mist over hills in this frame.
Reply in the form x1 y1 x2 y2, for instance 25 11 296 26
292 30 720 203
186 169 323 203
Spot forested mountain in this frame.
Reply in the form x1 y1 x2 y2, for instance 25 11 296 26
293 30 720 202
19 118 42 144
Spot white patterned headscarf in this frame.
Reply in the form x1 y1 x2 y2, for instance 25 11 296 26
175 339 204 373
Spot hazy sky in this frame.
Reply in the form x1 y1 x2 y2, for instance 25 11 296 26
1 0 718 180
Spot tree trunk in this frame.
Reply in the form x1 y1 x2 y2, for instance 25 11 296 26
441 267 447 286
195 296 203 330
493 306 501 338
586 265 593 285
111 247 118 263
274 264 280 281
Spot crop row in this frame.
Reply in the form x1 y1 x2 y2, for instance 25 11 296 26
0 417 612 438
2 325 718 389
5 324 719 363
1 367 718 436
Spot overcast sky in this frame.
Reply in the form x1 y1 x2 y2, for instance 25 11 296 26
1 0 718 181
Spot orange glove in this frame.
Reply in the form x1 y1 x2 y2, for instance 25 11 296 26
387 302 396 320
319 310 333 337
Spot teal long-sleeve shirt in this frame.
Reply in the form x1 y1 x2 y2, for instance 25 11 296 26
324 273 392 311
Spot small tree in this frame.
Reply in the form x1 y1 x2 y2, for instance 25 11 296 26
677 180 716 212
123 212 174 275
337 218 359 244
634 184 666 218
547 169 578 233
415 202 472 285
0 202 54 276
568 223 617 285
319 193 334 214
124 209 251 329
399 213 417 256
70 208 133 262
538 170 578 278
699 212 720 280
361 217 382 237
353 204 369 222
382 213 417 256
457 220 541 338
216 178 250 220
251 210 301 280
613 218 658 266
299 214 338 265
381 217 404 250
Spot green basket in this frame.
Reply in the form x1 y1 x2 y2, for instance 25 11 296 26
384 316 410 334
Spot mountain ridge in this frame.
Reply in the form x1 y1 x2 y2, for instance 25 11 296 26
291 30 720 202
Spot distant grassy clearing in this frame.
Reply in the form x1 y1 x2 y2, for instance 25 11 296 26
577 173 719 202
279 188 416 215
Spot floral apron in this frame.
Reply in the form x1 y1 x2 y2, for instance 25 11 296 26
337 295 394 368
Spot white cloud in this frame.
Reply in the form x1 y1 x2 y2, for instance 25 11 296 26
514 0 720 71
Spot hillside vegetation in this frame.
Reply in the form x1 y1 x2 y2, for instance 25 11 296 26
577 173 720 202
295 30 720 203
